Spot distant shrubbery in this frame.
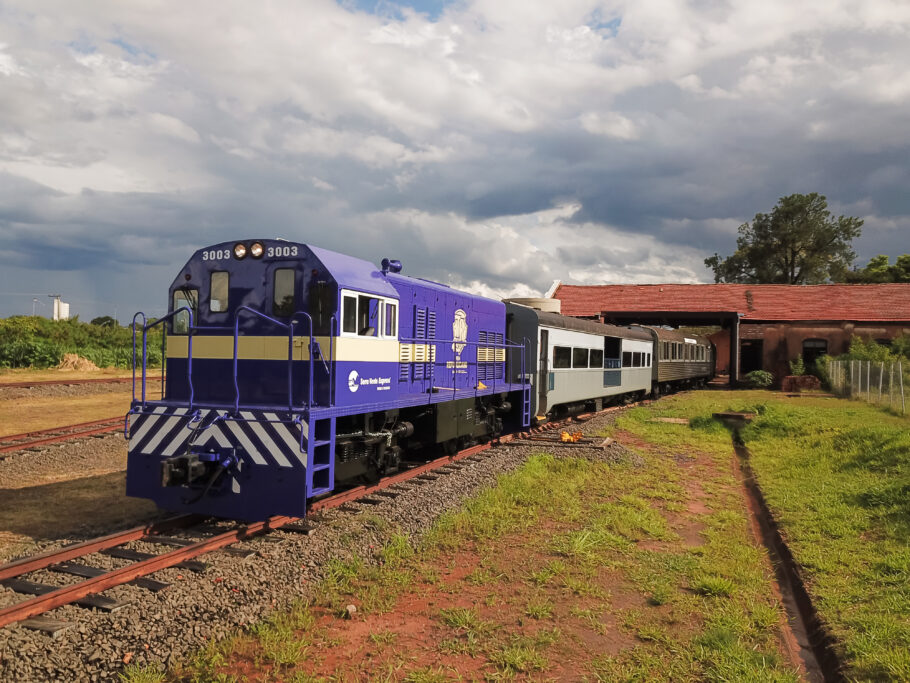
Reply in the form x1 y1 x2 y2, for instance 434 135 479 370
0 316 163 369
815 335 910 390
744 370 774 388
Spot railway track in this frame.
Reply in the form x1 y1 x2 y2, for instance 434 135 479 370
0 417 124 455
0 407 625 636
0 440 500 633
0 377 162 390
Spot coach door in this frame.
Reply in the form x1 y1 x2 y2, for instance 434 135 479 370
538 329 548 415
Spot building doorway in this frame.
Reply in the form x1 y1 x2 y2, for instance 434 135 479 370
740 339 763 374
802 338 828 372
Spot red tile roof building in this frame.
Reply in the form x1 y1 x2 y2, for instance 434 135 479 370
552 283 910 383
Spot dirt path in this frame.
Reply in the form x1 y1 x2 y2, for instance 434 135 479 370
216 424 803 681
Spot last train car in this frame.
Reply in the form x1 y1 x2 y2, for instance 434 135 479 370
126 240 531 521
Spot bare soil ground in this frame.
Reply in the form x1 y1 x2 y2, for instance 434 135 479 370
0 378 161 562
0 368 135 384
215 426 802 681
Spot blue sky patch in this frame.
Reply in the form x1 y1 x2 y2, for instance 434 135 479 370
340 0 455 21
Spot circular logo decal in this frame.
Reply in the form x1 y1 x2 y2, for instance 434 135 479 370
348 370 360 392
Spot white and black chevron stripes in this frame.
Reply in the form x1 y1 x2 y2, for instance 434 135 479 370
128 408 306 470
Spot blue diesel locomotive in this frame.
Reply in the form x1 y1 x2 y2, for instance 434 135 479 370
126 239 713 521
126 240 531 520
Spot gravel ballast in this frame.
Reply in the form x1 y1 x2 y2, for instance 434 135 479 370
0 410 635 682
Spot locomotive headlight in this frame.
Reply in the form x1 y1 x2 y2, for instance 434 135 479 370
233 243 248 259
250 242 264 259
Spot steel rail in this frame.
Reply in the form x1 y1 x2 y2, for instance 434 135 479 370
0 517 293 627
0 377 164 390
0 417 124 454
0 515 201 582
0 445 497 628
0 404 630 629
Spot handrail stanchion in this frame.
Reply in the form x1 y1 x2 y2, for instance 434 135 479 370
330 316 337 407
131 312 146 404
137 307 193 410
289 311 314 410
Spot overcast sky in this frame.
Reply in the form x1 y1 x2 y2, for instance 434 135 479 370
1 0 908 321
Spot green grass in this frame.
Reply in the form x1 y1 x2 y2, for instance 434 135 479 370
617 389 910 681
153 395 805 681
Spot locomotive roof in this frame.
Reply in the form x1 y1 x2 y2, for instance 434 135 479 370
308 245 399 299
532 309 652 341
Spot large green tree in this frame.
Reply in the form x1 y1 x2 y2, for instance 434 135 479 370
705 193 863 284
845 254 910 283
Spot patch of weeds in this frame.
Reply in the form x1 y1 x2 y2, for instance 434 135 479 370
636 624 670 644
369 630 398 645
648 583 674 606
439 634 480 656
490 639 549 674
467 567 501 586
403 666 449 682
380 533 414 568
251 614 310 667
527 559 565 586
438 606 491 637
692 575 735 598
362 513 390 532
525 597 554 619
118 663 166 683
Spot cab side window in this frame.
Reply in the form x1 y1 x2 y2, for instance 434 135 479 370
172 289 197 334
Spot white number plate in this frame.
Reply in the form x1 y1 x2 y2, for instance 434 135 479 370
266 245 298 257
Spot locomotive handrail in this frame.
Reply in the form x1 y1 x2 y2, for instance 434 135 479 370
130 312 146 404
136 308 195 410
231 307 295 415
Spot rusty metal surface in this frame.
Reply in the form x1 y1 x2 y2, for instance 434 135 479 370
0 417 124 453
0 515 200 581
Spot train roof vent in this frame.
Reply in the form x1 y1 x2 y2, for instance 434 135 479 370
504 297 561 313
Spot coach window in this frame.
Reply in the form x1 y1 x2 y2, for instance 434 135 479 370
573 348 589 368
273 268 295 317
172 289 197 334
590 349 604 368
646 353 651 367
622 351 632 367
633 352 642 367
553 346 571 369
209 272 229 313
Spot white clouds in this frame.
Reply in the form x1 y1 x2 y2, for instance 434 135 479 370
0 0 908 319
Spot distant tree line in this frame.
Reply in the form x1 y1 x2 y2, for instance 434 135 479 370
0 315 162 369
705 192 908 285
